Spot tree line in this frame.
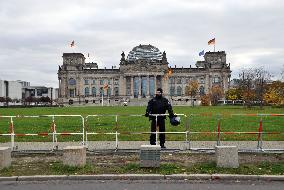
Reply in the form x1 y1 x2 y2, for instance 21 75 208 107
185 67 284 107
0 96 53 107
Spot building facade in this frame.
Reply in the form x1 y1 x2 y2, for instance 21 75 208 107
57 44 231 105
0 80 22 100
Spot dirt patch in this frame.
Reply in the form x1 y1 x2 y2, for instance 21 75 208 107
13 152 284 167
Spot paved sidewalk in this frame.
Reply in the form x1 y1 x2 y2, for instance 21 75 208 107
1 141 284 151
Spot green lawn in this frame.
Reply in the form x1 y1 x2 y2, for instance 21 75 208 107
0 106 283 142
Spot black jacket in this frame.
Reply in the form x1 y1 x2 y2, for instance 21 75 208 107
145 96 174 120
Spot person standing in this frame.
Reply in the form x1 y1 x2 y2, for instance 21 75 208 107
145 88 174 148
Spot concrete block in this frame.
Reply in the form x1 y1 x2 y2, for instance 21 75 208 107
215 146 239 168
63 146 86 167
0 147 11 170
140 145 161 167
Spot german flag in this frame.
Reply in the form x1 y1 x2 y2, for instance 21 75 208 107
208 38 215 45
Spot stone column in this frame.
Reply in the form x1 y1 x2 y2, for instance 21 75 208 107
64 77 68 98
223 74 228 92
205 74 210 94
58 79 62 98
131 76 134 98
162 76 168 97
138 75 141 99
119 76 126 97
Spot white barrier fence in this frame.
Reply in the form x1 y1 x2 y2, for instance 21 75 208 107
85 114 188 149
0 115 85 150
0 113 283 151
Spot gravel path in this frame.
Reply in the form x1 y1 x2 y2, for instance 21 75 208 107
0 141 283 151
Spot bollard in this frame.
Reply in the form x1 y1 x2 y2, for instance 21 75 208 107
0 147 11 169
63 146 86 167
215 145 239 168
140 145 161 168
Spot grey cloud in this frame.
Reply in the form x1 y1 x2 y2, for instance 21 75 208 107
1 0 284 87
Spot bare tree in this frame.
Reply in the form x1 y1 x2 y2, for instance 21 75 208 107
239 67 271 108
239 68 255 108
254 68 272 108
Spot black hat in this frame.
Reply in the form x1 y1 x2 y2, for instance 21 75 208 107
170 116 181 126
156 88 163 93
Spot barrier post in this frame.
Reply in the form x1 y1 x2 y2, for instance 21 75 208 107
185 114 190 150
155 115 158 145
85 116 89 146
51 116 58 150
9 117 15 150
257 118 263 150
217 116 221 146
81 116 85 146
115 115 118 149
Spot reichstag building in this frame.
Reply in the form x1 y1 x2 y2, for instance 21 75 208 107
57 44 231 105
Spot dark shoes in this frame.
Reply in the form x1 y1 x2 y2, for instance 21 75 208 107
150 142 166 149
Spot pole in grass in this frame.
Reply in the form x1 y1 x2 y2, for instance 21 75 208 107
257 118 263 150
217 115 221 146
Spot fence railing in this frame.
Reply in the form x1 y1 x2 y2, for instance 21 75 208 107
0 113 283 151
85 113 188 149
188 113 284 151
0 115 85 150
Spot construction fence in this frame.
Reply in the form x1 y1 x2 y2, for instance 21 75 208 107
0 113 283 152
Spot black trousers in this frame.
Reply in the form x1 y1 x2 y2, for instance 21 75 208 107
150 118 165 145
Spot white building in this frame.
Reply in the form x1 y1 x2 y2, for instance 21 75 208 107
0 80 22 100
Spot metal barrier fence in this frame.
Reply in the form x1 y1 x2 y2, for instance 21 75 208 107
0 113 283 152
188 113 284 151
85 114 188 149
0 115 85 150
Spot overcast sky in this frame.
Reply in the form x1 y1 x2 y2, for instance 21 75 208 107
0 0 283 88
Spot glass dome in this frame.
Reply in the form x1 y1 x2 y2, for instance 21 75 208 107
127 44 163 62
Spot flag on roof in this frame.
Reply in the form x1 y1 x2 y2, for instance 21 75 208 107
199 50 205 56
208 38 215 45
70 40 75 47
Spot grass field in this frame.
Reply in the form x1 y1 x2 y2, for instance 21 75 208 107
0 106 283 142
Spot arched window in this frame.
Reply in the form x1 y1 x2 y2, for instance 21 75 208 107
68 78 76 85
85 87 89 96
176 86 182 96
92 87 96 97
